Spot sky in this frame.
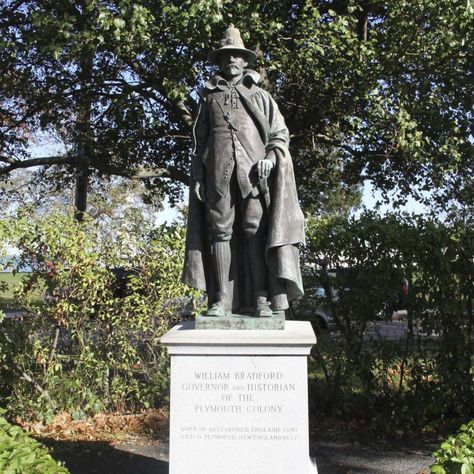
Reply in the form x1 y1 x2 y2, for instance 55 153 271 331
359 180 428 216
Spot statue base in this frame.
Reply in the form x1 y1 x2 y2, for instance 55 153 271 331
195 311 285 330
160 320 318 474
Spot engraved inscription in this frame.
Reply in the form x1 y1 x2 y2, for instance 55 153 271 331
177 369 300 442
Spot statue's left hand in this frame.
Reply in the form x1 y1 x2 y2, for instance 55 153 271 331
257 159 274 180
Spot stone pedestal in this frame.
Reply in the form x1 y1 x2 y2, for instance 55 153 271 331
161 320 318 474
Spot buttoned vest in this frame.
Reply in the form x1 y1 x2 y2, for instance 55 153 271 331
205 87 266 199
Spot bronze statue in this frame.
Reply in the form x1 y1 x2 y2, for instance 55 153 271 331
183 25 304 318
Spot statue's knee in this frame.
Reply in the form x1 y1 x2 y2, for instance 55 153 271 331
211 233 232 242
243 215 265 239
243 226 258 239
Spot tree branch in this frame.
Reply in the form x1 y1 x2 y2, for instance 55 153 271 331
19 369 55 405
0 155 84 174
0 155 19 164
0 0 28 21
125 59 193 128
95 160 189 184
1 328 55 406
290 130 390 160
0 154 190 185
357 8 369 41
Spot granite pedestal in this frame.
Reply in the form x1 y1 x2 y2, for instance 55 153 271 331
161 320 318 474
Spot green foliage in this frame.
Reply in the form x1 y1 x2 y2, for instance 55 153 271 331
431 420 474 474
1 0 472 213
0 408 68 473
304 211 474 430
0 209 202 421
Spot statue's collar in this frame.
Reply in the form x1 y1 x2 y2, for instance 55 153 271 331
204 70 260 92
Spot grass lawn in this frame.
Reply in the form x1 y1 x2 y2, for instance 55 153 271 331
0 272 43 310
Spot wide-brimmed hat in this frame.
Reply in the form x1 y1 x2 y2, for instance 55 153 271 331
208 25 257 65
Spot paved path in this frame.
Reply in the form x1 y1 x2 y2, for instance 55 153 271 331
312 438 434 473
44 434 435 474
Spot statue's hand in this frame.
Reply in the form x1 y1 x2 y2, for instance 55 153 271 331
257 159 274 180
193 180 206 202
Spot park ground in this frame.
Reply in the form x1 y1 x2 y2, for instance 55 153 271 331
21 410 438 474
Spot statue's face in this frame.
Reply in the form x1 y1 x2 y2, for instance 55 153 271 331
218 51 248 80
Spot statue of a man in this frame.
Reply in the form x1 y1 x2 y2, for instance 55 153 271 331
183 25 304 318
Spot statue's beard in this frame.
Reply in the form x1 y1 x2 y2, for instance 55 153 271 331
223 64 243 78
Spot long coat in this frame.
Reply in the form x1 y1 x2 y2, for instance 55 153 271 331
182 71 305 311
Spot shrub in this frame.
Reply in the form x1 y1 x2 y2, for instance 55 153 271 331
0 408 68 473
0 209 202 421
431 420 474 473
303 211 474 430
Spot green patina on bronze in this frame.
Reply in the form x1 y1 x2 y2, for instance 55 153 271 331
183 26 304 327
195 311 285 330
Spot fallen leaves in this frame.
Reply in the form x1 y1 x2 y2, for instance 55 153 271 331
17 409 169 443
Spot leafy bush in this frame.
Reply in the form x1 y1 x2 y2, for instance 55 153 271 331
431 420 474 473
0 209 202 421
0 408 68 473
304 211 474 430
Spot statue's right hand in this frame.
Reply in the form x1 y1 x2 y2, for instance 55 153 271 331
193 180 206 202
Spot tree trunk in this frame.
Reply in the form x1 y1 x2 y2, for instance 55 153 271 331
74 166 89 221
357 8 369 41
74 10 93 221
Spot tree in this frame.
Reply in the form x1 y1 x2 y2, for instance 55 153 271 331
0 0 472 214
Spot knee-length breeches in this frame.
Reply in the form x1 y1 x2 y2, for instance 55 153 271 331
207 174 266 241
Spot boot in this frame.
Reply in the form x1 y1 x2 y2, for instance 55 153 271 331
255 295 273 317
205 301 227 317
